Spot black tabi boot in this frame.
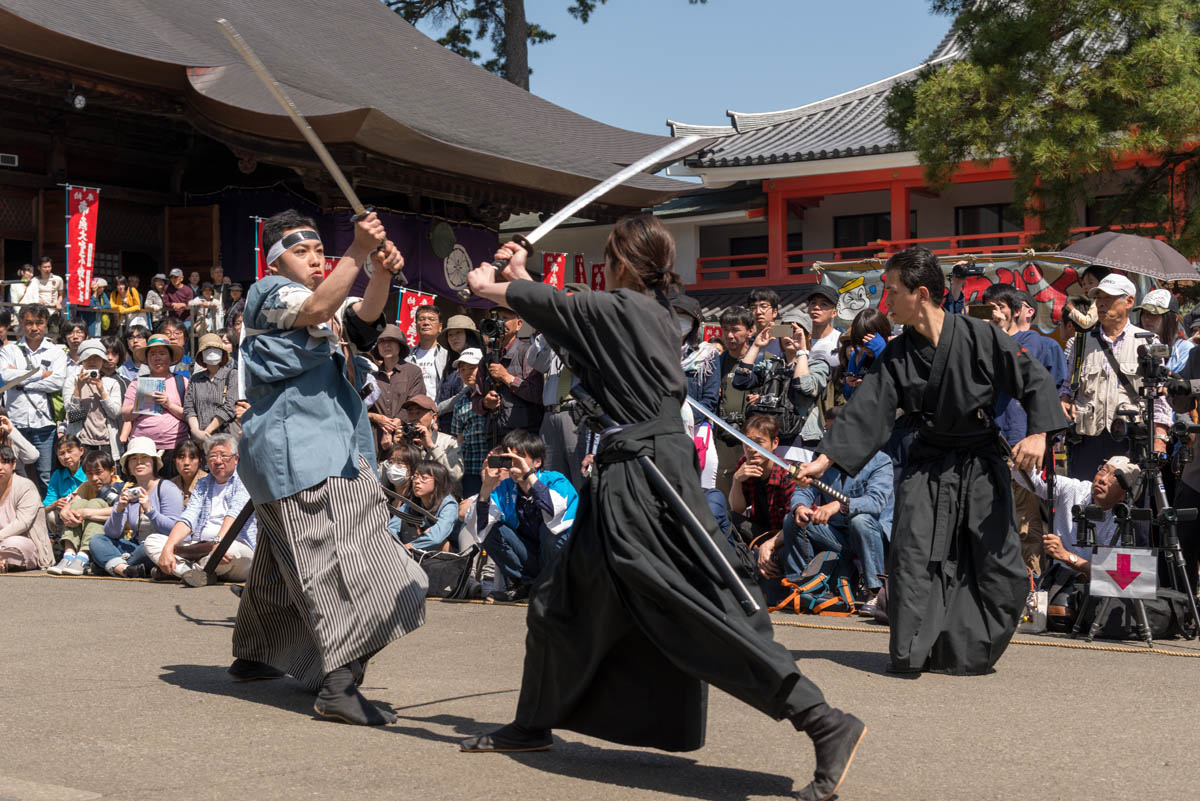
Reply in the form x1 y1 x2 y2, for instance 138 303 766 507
789 703 867 801
227 658 285 682
313 666 397 726
460 721 552 753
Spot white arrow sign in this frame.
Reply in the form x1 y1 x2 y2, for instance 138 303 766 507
1090 548 1157 599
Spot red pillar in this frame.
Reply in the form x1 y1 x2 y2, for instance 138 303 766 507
888 181 909 249
1171 163 1189 237
767 188 787 281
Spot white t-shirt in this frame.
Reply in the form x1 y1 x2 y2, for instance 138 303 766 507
810 327 843 369
22 275 63 307
410 345 441 398
200 478 234 541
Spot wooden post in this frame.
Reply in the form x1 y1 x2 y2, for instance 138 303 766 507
767 186 786 280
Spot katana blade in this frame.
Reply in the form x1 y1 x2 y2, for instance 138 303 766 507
686 398 851 506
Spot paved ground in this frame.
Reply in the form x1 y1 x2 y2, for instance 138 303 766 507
1 574 1197 801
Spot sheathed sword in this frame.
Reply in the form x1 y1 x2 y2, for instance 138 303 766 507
216 19 403 285
686 398 852 506
460 135 701 299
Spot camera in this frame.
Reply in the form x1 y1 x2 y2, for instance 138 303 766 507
97 484 121 506
400 422 422 440
487 455 513 469
479 315 506 340
129 487 145 498
85 369 100 380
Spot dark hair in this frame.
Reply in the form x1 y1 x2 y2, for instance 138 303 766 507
884 247 944 301
1083 265 1111 283
60 318 88 341
262 209 318 254
114 274 128 287
174 439 202 463
849 308 892 346
415 305 443 323
201 282 214 292
19 263 33 275
743 414 780 441
38 256 52 267
981 283 1021 316
747 288 780 311
603 213 681 295
719 305 755 330
101 335 126 365
0 446 14 464
82 449 116 473
20 303 49 322
502 429 546 465
412 459 453 509
56 435 83 452
159 316 187 334
123 325 150 347
0 310 10 329
389 442 422 471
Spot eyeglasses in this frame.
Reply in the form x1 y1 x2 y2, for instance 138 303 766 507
750 302 775 311
206 453 235 464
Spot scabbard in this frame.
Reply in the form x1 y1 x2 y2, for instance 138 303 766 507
203 501 255 581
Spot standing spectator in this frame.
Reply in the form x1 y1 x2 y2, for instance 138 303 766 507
0 310 10 346
715 306 757 495
187 271 202 296
100 336 129 397
843 309 891 399
747 287 785 358
162 269 194 323
407 305 448 398
158 317 193 376
143 274 167 329
943 262 969 315
1060 274 1171 480
145 434 256 582
64 338 123 460
60 318 88 370
90 437 184 578
189 282 222 336
474 308 543 447
21 257 64 328
80 277 108 336
1 304 67 494
394 459 461 553
727 415 795 544
435 315 482 432
368 324 425 459
1137 288 1193 373
450 348 487 498
224 283 245 329
210 265 232 307
0 445 53 573
9 263 33 323
805 284 844 369
107 275 143 331
120 326 149 385
121 333 189 478
675 293 722 492
169 440 207 506
184 333 238 444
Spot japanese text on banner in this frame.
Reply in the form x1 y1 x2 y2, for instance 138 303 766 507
591 263 606 291
254 217 268 280
67 187 100 307
574 254 587 284
542 253 566 290
397 289 436 347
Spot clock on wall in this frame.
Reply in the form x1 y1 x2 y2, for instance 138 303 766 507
443 244 472 292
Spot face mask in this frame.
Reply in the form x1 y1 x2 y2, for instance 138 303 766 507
676 316 693 337
201 349 223 366
384 463 408 484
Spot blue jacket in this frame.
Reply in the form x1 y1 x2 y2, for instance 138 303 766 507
403 494 461 551
791 450 894 538
470 469 578 540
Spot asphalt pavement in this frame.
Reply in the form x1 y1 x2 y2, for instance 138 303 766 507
1 574 1197 801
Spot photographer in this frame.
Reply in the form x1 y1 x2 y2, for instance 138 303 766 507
1060 275 1171 480
90 437 183 578
714 306 759 494
400 394 463 493
943 261 973 315
473 307 543 446
64 338 123 460
369 324 426 459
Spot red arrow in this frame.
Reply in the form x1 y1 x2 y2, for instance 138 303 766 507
1106 553 1141 590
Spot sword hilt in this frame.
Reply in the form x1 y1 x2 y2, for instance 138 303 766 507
790 468 851 507
350 206 408 286
457 234 533 300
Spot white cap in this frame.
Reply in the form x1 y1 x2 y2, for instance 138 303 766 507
1087 273 1136 299
1136 288 1173 314
1105 455 1143 496
453 347 483 367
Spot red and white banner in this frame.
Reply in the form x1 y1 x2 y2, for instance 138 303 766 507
573 254 587 284
702 324 723 342
66 186 100 306
591 263 606 291
542 253 566 290
397 289 436 348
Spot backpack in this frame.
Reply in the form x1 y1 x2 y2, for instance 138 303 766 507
765 551 857 616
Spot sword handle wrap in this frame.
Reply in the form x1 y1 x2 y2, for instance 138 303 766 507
457 233 534 300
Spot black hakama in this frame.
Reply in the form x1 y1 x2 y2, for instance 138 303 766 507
502 282 822 752
819 313 1068 674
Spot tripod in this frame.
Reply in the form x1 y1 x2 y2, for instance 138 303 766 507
1070 503 1156 646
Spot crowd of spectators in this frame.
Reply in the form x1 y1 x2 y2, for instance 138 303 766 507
3 254 1198 633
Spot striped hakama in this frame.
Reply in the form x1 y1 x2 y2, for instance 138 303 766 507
232 458 427 691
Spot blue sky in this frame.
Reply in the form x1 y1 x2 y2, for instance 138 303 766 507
410 0 953 135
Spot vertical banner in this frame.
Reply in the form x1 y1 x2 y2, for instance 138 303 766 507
542 252 566 290
573 254 587 284
323 256 338 276
397 289 436 347
66 186 100 307
702 324 723 342
591 263 606 291
254 217 269 280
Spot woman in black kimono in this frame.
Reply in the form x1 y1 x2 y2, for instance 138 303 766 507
459 215 865 801
797 246 1069 676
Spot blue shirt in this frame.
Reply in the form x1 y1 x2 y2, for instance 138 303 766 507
44 466 86 506
237 276 374 502
403 494 460 551
790 450 894 539
179 472 257 549
995 329 1067 445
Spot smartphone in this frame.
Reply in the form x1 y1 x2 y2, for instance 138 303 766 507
769 324 792 340
487 455 513 469
966 304 994 320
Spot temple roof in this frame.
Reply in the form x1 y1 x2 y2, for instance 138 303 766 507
0 0 701 209
669 29 962 169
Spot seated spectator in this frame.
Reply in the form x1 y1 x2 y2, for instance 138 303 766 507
0 445 54 572
380 442 421 513
64 338 124 459
90 437 184 578
392 459 462 552
727 415 795 545
46 448 123 575
170 439 207 506
120 325 149 385
44 436 88 573
121 333 189 477
464 431 578 601
184 333 238 444
760 450 893 609
402 394 463 491
449 348 488 498
0 407 39 478
145 434 256 582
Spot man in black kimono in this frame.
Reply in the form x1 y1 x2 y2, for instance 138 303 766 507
797 246 1069 675
459 220 865 801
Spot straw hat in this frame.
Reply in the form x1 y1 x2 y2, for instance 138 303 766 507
121 436 163 473
196 333 229 367
133 333 183 365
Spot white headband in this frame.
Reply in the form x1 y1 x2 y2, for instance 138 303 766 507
266 229 322 266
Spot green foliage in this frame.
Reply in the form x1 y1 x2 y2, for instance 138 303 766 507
387 0 706 86
886 0 1200 255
